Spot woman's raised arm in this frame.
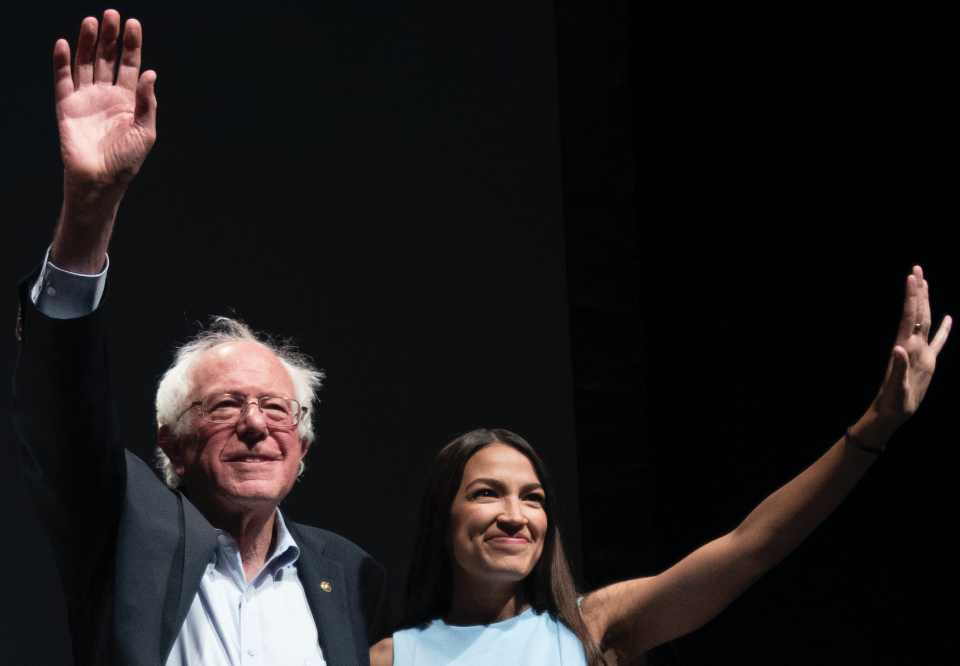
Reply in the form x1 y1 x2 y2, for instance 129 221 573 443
580 266 951 663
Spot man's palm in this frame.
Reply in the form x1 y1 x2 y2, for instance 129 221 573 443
55 11 156 188
59 85 153 184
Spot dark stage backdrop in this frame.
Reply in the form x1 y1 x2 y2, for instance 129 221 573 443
558 1 955 664
627 4 956 664
1 2 956 666
631 5 957 664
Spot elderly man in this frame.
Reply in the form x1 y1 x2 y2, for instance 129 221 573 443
13 10 386 666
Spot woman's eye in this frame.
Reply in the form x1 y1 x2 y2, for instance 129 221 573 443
525 494 545 505
472 488 496 499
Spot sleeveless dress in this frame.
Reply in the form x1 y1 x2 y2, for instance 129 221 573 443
392 607 588 665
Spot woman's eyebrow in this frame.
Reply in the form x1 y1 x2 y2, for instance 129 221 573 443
465 478 507 490
464 479 544 494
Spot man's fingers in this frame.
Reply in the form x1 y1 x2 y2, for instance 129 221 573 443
94 10 121 84
74 16 99 87
116 19 143 91
929 315 952 357
134 70 158 132
53 39 74 103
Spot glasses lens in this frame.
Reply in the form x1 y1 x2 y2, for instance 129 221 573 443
260 397 299 425
202 394 246 423
200 394 300 425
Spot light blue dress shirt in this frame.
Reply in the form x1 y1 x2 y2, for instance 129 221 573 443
31 251 326 666
31 246 108 318
167 511 326 666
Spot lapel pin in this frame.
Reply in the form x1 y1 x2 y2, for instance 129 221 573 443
320 581 332 593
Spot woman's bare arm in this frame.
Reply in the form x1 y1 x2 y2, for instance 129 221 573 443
370 637 394 666
581 266 951 663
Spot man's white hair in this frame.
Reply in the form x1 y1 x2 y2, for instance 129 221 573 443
154 316 324 488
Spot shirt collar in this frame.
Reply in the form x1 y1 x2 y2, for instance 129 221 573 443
269 510 301 573
212 509 302 586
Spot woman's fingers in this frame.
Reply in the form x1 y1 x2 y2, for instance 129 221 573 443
929 315 953 357
898 269 922 341
890 346 909 387
921 279 933 340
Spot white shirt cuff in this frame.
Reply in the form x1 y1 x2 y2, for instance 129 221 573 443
30 246 109 319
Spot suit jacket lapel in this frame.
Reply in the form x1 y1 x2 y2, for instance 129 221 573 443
287 521 360 666
159 492 218 664
178 497 219 623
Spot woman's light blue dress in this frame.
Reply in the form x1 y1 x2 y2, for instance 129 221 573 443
392 607 587 665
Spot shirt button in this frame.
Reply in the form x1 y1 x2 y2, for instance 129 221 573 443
248 647 257 656
47 286 57 297
218 534 226 544
244 591 251 602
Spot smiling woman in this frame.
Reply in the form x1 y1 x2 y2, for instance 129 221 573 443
371 268 951 666
447 444 549 604
379 428 599 665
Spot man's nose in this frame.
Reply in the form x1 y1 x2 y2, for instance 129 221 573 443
235 400 267 438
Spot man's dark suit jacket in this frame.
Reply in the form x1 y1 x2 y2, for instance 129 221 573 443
12 272 387 666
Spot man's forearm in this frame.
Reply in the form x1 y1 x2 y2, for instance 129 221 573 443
50 183 126 274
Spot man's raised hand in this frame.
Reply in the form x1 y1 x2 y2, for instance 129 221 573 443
55 10 156 189
51 9 156 274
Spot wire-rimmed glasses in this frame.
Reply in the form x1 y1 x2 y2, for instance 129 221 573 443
177 393 305 427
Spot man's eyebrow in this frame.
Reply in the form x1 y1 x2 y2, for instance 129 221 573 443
204 390 279 398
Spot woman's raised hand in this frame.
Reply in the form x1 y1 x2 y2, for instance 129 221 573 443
871 266 951 428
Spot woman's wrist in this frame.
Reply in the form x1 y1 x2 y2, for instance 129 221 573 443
847 407 899 453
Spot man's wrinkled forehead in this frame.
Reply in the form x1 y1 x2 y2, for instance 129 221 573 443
190 341 295 398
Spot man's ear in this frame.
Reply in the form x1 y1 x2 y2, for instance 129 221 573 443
158 425 185 476
300 437 310 461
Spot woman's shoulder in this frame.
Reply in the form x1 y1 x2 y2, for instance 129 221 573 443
370 636 394 666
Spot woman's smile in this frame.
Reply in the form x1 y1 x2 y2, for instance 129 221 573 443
448 443 548 585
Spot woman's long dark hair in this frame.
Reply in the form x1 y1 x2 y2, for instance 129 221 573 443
396 428 607 666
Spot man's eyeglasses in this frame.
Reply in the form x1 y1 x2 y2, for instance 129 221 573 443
176 393 305 427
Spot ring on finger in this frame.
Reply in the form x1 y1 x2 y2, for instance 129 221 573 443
913 322 923 333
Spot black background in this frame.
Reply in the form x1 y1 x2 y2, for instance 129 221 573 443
0 2 955 665
631 4 955 664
